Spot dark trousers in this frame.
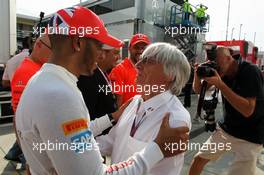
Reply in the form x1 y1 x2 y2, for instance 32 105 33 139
5 141 22 158
197 17 206 26
5 141 26 165
184 12 190 21
184 84 192 107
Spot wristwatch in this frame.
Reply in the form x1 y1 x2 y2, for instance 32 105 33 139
108 113 117 125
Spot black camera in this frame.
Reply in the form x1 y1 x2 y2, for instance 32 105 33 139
203 94 218 132
197 61 218 78
194 44 219 132
196 44 219 78
203 96 218 111
195 82 218 132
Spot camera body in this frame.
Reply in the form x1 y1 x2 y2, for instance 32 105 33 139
197 43 219 78
197 61 218 78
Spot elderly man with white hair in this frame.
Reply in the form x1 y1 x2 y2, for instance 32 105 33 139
97 42 191 175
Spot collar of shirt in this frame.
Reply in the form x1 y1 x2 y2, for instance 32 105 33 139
135 90 174 123
130 90 178 138
41 63 78 87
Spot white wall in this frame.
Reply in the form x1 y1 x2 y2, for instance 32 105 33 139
106 22 134 41
100 7 137 25
0 0 17 63
9 0 17 57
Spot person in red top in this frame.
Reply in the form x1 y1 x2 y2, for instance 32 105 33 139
11 34 52 112
11 58 41 111
109 33 150 107
8 34 52 171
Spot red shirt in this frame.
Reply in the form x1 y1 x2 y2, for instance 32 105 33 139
109 58 138 105
11 58 42 112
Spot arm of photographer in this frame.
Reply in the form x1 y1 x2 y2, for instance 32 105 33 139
203 70 256 118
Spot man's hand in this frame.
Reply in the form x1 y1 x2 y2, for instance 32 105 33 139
112 98 133 121
193 61 212 93
193 60 211 76
193 63 199 74
154 113 189 158
203 69 223 89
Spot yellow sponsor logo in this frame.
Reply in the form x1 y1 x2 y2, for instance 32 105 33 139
62 118 88 136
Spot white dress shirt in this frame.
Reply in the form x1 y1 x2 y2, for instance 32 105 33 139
97 90 191 175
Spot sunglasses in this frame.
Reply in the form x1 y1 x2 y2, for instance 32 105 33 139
39 39 52 50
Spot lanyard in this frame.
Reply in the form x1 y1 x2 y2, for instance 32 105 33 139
130 111 147 137
98 66 112 86
129 95 172 137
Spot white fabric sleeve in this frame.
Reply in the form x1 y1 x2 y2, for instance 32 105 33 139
90 114 112 137
100 142 164 175
169 109 192 130
169 120 189 128
36 92 164 175
96 125 117 156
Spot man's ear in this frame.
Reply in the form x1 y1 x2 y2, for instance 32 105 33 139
72 36 81 52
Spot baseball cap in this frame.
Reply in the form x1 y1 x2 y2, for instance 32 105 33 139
47 6 123 48
129 33 151 47
102 44 117 50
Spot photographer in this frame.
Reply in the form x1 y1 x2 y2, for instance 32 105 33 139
189 46 264 175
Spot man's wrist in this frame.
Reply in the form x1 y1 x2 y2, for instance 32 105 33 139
108 113 117 125
194 73 201 82
217 79 224 90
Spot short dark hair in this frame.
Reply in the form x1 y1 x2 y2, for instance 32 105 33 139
48 34 70 51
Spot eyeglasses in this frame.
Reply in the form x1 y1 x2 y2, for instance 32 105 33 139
39 39 52 50
137 56 157 65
